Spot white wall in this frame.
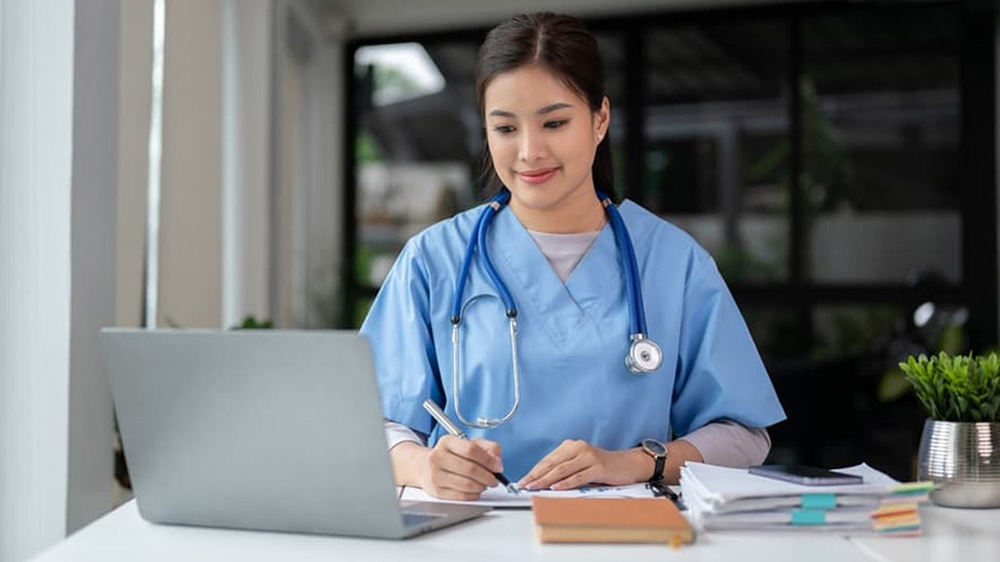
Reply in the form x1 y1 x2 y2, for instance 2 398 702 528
0 0 119 560
0 3 74 557
66 0 119 535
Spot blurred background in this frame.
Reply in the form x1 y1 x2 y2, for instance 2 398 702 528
1 0 998 560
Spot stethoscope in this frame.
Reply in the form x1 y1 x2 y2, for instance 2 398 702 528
450 188 663 429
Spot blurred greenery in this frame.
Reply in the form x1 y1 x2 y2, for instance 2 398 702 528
372 65 424 102
354 298 375 329
356 132 383 163
879 321 967 403
744 77 858 281
828 307 897 357
746 77 858 215
232 315 273 330
714 242 785 283
354 244 375 289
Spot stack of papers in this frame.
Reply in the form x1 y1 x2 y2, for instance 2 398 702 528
679 463 932 536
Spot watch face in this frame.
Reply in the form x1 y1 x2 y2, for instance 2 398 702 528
642 438 666 457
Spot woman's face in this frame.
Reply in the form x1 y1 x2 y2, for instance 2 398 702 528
483 65 609 228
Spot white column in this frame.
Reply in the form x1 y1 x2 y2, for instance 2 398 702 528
274 0 346 328
158 0 223 329
0 0 119 559
299 37 345 328
222 0 273 328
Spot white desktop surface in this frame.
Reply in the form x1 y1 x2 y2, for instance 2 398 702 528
32 500 1000 562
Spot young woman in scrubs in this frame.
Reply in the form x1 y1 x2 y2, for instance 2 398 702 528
361 12 786 500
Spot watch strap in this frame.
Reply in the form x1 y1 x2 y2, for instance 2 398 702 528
651 453 666 483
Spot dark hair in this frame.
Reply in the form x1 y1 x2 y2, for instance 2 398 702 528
475 12 614 197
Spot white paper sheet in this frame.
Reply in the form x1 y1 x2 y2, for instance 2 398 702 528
681 462 900 507
399 482 657 508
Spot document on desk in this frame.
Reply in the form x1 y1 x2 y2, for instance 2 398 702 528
679 462 932 535
681 462 900 513
399 483 656 508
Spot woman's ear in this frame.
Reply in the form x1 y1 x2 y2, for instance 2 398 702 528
595 96 611 142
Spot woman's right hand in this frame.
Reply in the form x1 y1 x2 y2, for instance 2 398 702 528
393 436 504 500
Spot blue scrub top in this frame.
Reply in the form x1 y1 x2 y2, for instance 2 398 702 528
360 199 786 480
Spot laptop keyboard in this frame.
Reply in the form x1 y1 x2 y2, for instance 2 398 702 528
402 511 446 528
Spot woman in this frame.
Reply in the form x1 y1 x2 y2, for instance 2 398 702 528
361 12 785 501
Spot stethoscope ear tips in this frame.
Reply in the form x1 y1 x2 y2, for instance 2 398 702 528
626 336 663 374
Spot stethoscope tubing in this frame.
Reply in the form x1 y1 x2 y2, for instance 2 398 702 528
452 190 512 322
598 190 648 336
448 188 660 429
477 197 517 317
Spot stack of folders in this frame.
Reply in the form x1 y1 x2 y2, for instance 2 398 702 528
530 496 694 546
679 462 932 536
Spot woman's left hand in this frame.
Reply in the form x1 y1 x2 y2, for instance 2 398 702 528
517 439 647 491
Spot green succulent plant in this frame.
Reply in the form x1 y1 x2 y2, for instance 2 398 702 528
899 352 1000 422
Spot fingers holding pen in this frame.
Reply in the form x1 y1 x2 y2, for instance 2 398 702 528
439 435 503 481
469 437 503 469
421 435 502 499
418 401 508 499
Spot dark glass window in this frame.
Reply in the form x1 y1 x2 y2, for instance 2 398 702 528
801 7 962 284
644 20 791 283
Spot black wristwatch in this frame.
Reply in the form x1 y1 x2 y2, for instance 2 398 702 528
639 438 668 483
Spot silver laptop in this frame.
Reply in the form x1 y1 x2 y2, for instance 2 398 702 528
101 328 490 539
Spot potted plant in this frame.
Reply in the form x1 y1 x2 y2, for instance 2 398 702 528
899 352 1000 508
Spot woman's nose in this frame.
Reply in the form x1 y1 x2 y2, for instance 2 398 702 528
519 129 548 161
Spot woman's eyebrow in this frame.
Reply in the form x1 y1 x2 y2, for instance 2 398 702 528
487 102 574 118
537 102 572 115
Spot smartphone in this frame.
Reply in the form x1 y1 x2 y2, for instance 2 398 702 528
748 465 863 486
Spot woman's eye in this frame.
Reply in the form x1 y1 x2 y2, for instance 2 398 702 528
544 120 568 129
493 125 515 134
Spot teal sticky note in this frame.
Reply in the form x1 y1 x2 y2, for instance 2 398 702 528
791 509 827 526
801 493 836 509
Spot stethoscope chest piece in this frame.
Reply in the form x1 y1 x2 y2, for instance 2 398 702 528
626 335 663 374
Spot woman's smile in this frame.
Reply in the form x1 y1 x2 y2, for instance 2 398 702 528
516 167 560 185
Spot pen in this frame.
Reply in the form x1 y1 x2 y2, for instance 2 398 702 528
422 399 519 494
646 479 680 503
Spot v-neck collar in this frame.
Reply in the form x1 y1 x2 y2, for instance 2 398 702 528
488 201 630 347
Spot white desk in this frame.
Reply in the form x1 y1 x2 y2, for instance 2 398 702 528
32 501 1000 562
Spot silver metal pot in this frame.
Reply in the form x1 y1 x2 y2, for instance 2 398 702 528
917 419 1000 508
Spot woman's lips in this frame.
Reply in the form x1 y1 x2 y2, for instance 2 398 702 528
517 167 558 185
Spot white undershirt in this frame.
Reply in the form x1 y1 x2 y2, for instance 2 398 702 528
382 227 772 468
524 229 602 283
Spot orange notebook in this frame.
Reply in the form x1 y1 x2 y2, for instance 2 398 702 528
530 496 694 545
